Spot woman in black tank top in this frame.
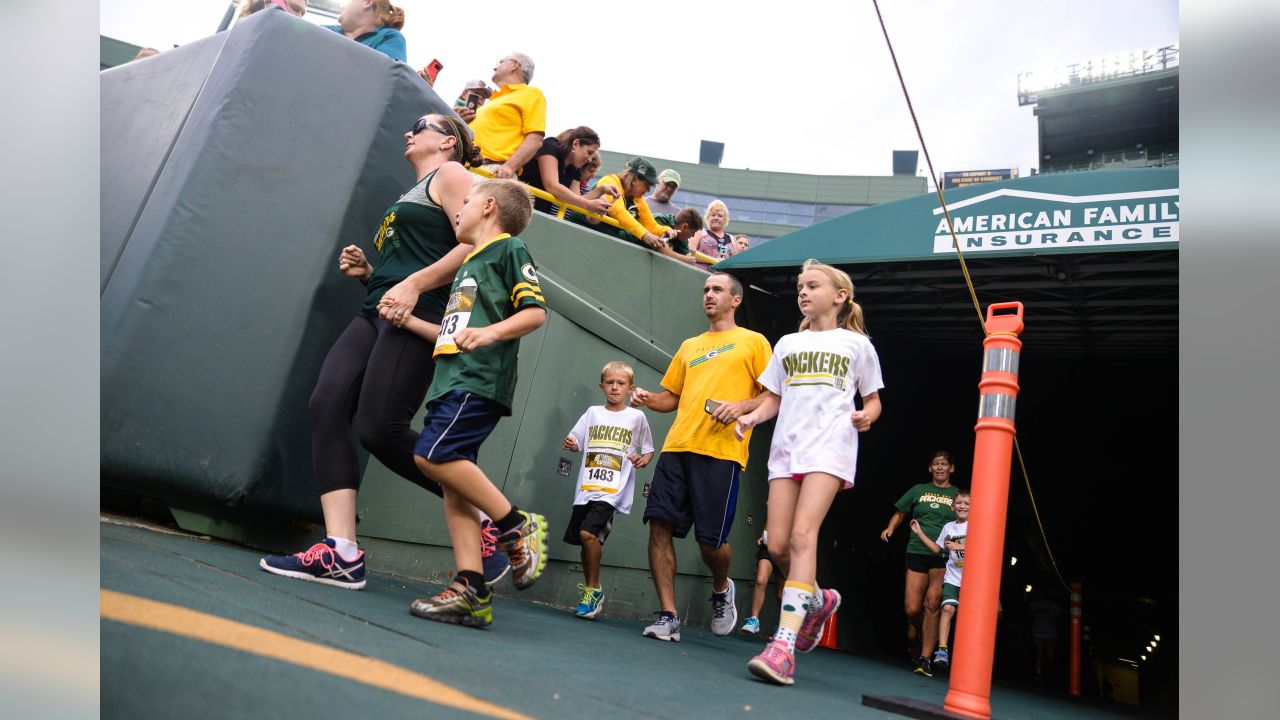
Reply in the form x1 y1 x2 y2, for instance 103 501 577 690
259 114 484 587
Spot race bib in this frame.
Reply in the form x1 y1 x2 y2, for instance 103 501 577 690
434 277 477 356
580 451 624 493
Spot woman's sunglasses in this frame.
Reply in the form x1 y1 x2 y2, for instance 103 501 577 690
411 117 454 137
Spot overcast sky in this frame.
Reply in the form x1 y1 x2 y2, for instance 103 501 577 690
100 0 1178 180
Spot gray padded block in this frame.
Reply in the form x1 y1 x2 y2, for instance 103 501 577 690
101 9 455 517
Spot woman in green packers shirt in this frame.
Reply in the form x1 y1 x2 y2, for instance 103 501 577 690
259 113 484 589
880 450 961 677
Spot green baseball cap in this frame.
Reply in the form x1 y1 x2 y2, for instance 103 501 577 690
626 157 659 185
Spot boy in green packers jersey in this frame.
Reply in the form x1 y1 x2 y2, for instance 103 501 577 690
402 179 550 629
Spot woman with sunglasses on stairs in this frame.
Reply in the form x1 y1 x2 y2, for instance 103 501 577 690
259 114 515 590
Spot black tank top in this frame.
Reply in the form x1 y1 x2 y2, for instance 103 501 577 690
360 168 457 320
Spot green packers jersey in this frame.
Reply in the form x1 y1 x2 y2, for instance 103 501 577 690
360 169 457 319
895 483 960 557
427 234 546 414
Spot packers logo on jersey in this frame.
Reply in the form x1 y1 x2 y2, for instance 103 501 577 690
521 263 538 284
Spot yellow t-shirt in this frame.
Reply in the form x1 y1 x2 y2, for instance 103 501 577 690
659 326 773 468
470 83 547 164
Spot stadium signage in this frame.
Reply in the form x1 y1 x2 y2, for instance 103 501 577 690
942 169 1017 190
931 187 1179 254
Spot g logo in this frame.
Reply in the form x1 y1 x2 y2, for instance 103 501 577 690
705 350 719 360
930 502 940 509
520 263 538 283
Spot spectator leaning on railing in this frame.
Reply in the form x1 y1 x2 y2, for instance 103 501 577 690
651 208 703 266
458 53 546 180
595 158 673 252
521 127 614 216
325 0 407 63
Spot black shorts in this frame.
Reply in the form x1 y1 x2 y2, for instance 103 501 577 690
905 553 947 573
563 500 617 545
756 542 771 562
413 390 505 464
641 451 740 548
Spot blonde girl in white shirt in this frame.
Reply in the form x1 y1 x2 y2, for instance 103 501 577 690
735 259 884 685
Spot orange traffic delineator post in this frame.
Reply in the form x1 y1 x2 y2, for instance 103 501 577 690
862 302 1025 720
942 302 1025 720
1069 580 1083 696
818 608 839 649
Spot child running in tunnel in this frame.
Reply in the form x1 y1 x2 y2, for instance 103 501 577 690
734 258 885 685
909 490 970 672
561 361 655 619
400 179 550 628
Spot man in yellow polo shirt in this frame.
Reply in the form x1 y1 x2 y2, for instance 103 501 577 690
630 272 773 642
457 52 546 180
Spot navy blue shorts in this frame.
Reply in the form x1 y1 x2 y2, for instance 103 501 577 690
413 390 505 464
642 451 740 548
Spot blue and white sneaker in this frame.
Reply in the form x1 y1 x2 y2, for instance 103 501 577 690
576 584 605 619
741 616 762 634
259 538 366 590
480 518 510 589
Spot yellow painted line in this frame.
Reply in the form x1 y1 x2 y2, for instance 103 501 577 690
100 589 534 720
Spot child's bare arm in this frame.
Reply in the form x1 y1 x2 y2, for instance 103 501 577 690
629 450 655 469
399 315 440 343
909 519 943 554
453 306 547 352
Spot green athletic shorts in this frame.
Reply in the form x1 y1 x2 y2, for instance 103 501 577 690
942 582 961 607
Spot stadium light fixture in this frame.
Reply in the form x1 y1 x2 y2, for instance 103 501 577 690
1024 584 1032 593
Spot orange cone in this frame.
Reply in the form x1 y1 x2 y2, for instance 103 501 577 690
818 608 839 649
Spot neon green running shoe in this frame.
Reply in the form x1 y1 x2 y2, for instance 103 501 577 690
497 511 548 590
410 583 492 628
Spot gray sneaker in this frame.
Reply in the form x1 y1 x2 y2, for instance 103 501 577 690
710 578 738 636
642 611 682 642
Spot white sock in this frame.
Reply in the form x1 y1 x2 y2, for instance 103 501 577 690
774 581 814 653
808 585 826 612
330 536 360 562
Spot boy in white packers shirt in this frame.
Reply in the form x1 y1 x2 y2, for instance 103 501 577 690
910 490 970 672
562 361 655 619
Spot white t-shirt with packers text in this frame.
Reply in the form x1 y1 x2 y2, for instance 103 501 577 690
566 405 654 514
935 519 968 586
758 328 884 486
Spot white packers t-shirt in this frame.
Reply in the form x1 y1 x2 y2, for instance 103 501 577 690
758 328 884 487
935 519 968 587
566 405 654 514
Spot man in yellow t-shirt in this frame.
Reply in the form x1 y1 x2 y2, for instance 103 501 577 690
630 272 772 642
458 52 546 180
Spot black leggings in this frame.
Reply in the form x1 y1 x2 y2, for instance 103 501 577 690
309 313 442 496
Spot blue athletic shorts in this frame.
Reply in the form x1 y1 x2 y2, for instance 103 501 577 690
413 390 505 464
641 451 740 548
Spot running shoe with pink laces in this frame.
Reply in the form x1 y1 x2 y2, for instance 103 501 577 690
747 639 796 685
259 538 366 589
480 517 511 589
794 587 841 653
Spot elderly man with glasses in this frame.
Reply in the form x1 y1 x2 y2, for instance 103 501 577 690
456 53 546 180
